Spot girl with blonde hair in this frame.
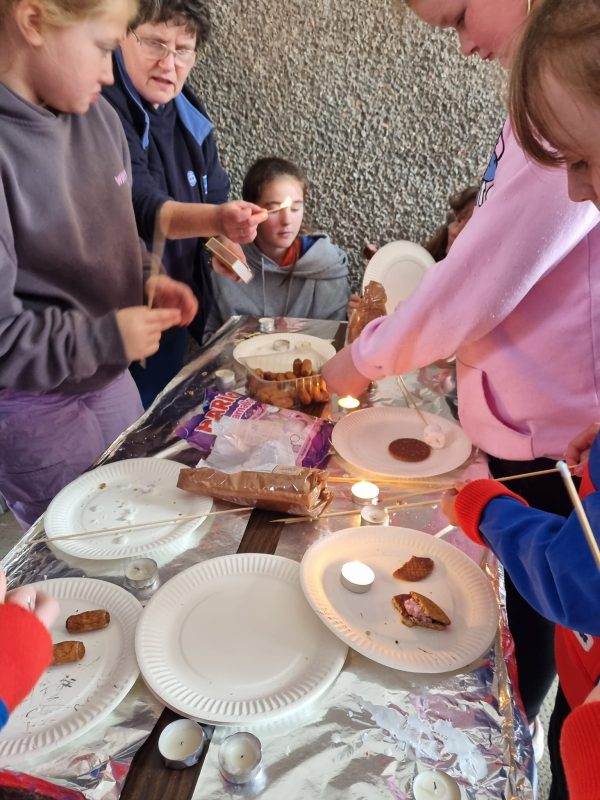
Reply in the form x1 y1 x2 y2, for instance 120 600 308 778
0 0 197 526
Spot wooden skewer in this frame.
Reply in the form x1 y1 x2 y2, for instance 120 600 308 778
41 506 255 545
326 475 451 487
146 214 166 311
266 198 292 215
496 464 580 483
140 215 166 369
397 375 429 426
271 463 586 527
557 461 600 572
327 463 582 492
271 497 440 525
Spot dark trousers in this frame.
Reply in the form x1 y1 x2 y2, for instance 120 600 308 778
547 683 570 799
488 456 580 720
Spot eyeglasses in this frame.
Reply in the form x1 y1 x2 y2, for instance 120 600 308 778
129 30 197 66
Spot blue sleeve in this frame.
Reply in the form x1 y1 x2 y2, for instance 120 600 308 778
480 489 600 634
203 133 230 206
117 115 170 245
0 698 8 730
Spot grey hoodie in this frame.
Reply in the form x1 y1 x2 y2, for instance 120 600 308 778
0 85 151 393
204 234 350 338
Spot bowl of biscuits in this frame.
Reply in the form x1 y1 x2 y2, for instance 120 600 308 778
233 333 336 409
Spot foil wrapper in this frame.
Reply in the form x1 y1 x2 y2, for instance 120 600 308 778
193 358 535 800
1 318 534 798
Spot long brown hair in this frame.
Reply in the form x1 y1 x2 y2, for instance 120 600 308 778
510 0 600 166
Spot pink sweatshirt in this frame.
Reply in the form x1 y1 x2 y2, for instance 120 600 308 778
352 119 600 460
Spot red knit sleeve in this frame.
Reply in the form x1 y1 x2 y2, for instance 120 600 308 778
0 604 52 714
454 479 528 545
561 701 600 800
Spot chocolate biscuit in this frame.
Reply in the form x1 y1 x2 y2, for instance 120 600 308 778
388 437 431 462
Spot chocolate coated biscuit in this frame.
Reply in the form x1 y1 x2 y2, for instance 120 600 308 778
388 437 431 462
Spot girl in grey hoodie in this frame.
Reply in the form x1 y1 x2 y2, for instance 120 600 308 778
204 158 350 339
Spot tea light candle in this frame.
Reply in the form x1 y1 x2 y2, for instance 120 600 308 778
158 719 206 769
258 317 275 333
340 560 375 593
125 557 159 590
351 480 379 505
413 770 462 800
215 368 236 392
360 505 390 526
338 395 360 411
218 732 262 784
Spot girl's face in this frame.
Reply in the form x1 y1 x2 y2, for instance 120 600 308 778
539 73 600 208
29 0 127 112
119 22 197 107
410 0 527 67
255 176 305 258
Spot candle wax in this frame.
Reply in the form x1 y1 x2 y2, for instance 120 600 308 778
219 732 262 783
413 770 461 800
125 558 158 589
158 719 205 768
340 560 375 593
351 481 380 505
338 395 360 410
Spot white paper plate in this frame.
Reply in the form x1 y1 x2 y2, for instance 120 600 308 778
0 577 141 766
233 332 336 370
135 554 348 724
44 458 212 560
362 240 435 313
300 526 498 673
332 407 472 478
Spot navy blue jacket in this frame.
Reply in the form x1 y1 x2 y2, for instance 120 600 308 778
103 50 230 340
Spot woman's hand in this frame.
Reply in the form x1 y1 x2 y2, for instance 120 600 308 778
217 202 268 244
565 423 600 475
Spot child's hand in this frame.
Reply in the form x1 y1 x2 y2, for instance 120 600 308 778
145 275 198 325
0 570 59 630
347 294 361 316
565 422 600 475
217 201 268 244
116 307 182 361
584 682 600 705
321 346 371 397
440 484 467 526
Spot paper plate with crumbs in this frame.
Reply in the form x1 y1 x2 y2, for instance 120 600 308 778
0 577 141 766
44 457 212 560
300 526 498 673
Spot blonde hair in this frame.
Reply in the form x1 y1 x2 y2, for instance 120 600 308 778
510 0 600 166
0 0 138 27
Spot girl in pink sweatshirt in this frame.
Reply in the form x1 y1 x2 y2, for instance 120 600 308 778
323 0 600 753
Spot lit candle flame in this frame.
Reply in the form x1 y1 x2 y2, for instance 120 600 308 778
338 395 360 410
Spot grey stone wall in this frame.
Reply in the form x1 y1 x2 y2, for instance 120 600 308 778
189 0 506 290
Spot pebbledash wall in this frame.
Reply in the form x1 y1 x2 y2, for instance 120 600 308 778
189 0 506 288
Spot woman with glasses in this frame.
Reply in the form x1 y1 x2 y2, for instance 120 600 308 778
103 0 267 407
